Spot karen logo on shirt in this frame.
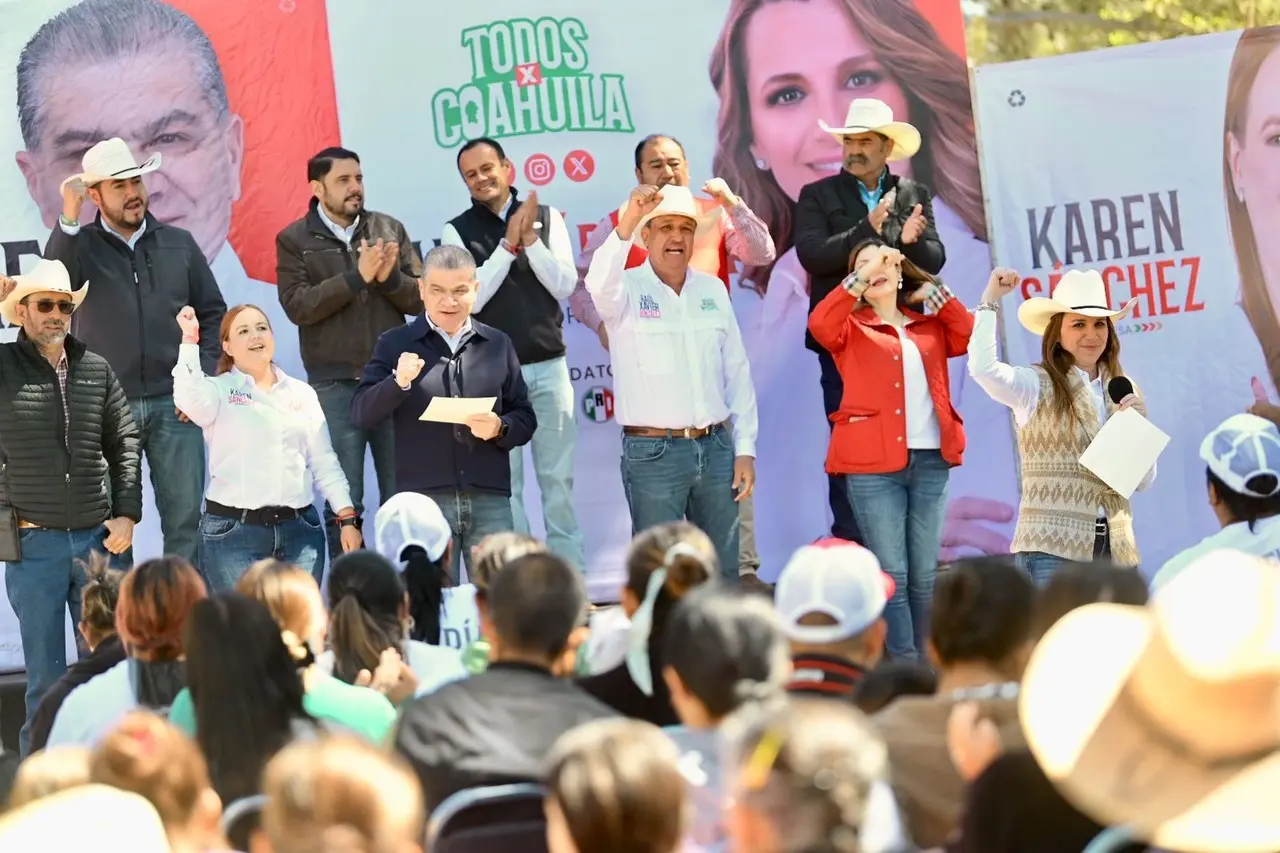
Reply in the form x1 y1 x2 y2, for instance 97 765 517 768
228 390 253 406
639 294 661 319
700 297 718 312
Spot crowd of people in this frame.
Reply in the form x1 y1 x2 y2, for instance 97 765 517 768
5 26 1280 845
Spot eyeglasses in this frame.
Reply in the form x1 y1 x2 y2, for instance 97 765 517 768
22 298 74 316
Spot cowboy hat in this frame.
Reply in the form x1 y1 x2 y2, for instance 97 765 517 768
0 785 170 852
1016 269 1137 335
1021 549 1280 852
0 259 89 326
72 137 161 186
818 99 921 162
634 185 720 241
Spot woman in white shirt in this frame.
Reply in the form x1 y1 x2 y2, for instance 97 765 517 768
173 305 361 592
967 271 1155 583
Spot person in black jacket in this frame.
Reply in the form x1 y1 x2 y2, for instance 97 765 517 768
45 138 225 566
0 260 141 756
351 244 536 583
794 99 946 546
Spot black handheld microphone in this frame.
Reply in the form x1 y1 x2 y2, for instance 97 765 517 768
1107 376 1134 406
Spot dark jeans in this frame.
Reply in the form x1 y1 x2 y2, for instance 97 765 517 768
425 490 515 584
818 351 862 543
6 526 131 755
1018 519 1111 585
313 379 395 560
130 394 204 564
620 426 739 582
198 506 326 592
845 450 950 660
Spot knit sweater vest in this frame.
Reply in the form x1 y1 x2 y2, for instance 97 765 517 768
1009 366 1140 566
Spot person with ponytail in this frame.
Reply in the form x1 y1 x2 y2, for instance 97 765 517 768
172 303 361 592
577 521 716 725
371 492 466 650
320 550 466 699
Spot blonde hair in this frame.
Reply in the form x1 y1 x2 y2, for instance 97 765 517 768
8 746 90 809
545 718 688 853
235 559 323 642
471 531 547 594
260 736 425 853
709 0 985 294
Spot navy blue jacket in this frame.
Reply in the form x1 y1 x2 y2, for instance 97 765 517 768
350 316 536 496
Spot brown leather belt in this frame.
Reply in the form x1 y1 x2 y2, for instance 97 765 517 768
622 422 725 439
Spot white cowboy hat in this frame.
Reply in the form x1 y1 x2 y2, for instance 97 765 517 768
818 99 921 162
634 185 720 242
1016 269 1137 335
72 137 161 186
0 258 89 326
1021 549 1280 852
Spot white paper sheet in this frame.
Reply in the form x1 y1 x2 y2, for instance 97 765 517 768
418 396 497 424
1079 407 1171 499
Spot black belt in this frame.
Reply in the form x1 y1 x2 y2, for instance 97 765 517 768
1094 516 1111 559
205 499 306 527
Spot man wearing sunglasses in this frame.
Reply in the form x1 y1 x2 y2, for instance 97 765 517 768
0 259 141 755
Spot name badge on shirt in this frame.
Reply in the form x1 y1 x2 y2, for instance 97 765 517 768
639 294 662 319
228 390 253 406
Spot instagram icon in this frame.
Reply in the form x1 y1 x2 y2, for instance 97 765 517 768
523 153 556 186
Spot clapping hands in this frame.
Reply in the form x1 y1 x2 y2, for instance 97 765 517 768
357 238 400 284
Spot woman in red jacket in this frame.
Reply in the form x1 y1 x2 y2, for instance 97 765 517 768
807 240 973 660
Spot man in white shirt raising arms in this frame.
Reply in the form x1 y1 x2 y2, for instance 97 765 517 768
584 184 758 580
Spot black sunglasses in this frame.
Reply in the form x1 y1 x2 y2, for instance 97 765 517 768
22 298 74 316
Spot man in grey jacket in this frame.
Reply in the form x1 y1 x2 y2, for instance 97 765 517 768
44 138 224 565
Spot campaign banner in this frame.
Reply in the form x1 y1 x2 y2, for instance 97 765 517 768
972 27 1280 573
0 0 992 671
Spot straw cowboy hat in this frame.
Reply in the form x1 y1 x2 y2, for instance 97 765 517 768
1021 549 1280 852
0 785 170 853
634 185 721 240
818 99 921 161
71 137 161 186
0 258 89 326
1016 269 1137 335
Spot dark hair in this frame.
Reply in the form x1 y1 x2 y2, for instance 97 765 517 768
486 553 585 660
662 586 788 720
325 552 407 685
398 545 449 645
79 552 124 639
307 146 361 183
18 0 229 150
852 661 939 715
1032 561 1149 640
456 137 507 168
116 556 207 663
184 594 312 806
633 134 685 169
930 557 1034 670
1208 467 1280 531
847 236 939 307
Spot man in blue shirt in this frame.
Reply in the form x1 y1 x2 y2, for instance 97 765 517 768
351 244 536 581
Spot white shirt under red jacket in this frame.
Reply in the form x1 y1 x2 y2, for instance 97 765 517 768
584 230 758 457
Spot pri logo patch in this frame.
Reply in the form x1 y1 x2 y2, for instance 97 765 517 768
581 386 615 423
639 294 661 319
700 297 719 312
228 390 253 406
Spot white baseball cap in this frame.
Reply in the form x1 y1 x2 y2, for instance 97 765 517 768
373 492 453 564
775 539 896 644
1201 413 1280 498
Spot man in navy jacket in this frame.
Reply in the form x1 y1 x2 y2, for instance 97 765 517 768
351 244 536 581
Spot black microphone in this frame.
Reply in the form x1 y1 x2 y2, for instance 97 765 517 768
1107 376 1134 406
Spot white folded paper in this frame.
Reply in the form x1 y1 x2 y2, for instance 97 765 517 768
418 396 497 424
1079 407 1170 499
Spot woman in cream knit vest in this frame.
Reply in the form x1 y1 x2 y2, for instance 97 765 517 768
967 269 1156 583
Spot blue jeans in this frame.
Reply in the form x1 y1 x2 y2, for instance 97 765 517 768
313 379 395 561
131 394 204 564
426 490 515 584
620 426 739 582
198 506 326 592
845 450 950 660
510 357 585 570
1017 551 1069 586
6 525 131 755
818 351 862 543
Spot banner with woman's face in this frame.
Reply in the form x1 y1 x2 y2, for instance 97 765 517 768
0 0 993 669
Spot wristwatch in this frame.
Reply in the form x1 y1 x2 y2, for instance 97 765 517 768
498 419 510 440
336 515 362 530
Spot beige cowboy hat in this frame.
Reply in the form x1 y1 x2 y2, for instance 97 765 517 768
70 137 162 187
0 258 89 326
1016 269 1137 335
1021 549 1280 853
0 785 170 852
818 99 921 162
634 185 721 242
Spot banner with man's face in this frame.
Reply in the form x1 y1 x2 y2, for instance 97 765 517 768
0 0 991 670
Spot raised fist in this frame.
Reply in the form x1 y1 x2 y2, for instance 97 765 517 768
176 306 199 341
984 268 1021 302
395 351 426 389
0 275 16 302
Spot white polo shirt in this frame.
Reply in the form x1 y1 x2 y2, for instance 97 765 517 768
584 230 758 457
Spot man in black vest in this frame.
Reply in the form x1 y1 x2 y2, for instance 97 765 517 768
0 260 140 754
441 138 584 572
794 99 946 545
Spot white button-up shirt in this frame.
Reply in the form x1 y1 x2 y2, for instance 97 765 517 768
316 203 360 246
171 343 352 510
584 230 758 457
